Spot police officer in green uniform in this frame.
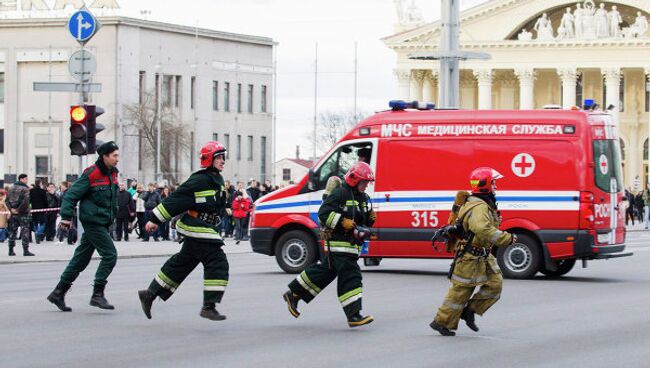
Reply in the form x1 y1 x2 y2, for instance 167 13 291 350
283 161 376 328
47 142 120 312
430 167 516 336
138 141 230 321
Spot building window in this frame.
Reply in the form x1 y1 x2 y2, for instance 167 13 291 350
261 136 267 181
212 81 219 111
224 134 230 159
0 129 4 153
237 83 242 113
247 84 254 113
646 79 650 113
191 77 196 109
175 76 182 108
619 75 625 112
35 156 49 176
283 168 291 181
575 74 583 108
224 82 230 112
261 85 267 113
162 75 173 107
236 135 242 161
247 135 254 161
138 71 145 104
644 138 648 161
602 77 606 107
213 133 218 142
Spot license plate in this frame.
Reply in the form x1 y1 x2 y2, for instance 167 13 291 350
597 233 610 243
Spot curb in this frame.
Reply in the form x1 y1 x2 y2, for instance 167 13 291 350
0 250 254 265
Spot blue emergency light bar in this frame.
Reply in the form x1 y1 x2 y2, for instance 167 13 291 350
389 100 435 111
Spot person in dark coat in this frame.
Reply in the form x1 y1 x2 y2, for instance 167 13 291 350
30 179 48 243
116 182 135 241
45 183 61 241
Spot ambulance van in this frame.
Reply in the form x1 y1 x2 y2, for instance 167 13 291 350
251 103 632 278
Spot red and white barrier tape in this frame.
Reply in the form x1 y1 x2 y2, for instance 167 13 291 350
0 207 61 215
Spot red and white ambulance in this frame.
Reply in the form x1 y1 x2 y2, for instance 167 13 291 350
251 103 632 278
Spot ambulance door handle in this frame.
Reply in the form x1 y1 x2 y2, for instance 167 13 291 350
385 194 391 202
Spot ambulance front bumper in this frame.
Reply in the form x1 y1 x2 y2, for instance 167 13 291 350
251 228 275 255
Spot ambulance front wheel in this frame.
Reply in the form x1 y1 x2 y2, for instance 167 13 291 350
496 234 542 279
275 230 318 274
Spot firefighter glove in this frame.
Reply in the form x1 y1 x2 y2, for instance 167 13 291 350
342 218 356 231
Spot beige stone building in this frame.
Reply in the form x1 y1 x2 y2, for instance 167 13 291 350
385 0 650 189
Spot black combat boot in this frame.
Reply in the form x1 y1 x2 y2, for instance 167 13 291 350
89 284 115 310
47 281 72 312
429 320 456 336
23 245 35 256
347 312 374 328
282 291 301 318
8 244 16 256
138 289 156 319
199 302 226 321
461 307 479 332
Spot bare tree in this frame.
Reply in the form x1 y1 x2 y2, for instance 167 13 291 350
309 110 369 155
122 90 191 184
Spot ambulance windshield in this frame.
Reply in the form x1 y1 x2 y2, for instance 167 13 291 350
592 139 623 193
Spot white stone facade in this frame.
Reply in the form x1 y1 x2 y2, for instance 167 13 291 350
384 0 650 188
0 16 274 186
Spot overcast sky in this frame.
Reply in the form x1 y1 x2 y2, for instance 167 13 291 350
118 0 489 161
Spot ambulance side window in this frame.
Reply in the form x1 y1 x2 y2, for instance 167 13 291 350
313 143 373 191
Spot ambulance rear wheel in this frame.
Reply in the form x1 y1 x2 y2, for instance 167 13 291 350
497 234 542 279
540 258 576 278
275 230 318 274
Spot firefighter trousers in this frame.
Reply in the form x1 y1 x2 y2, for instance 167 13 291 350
7 215 30 248
148 237 229 304
60 224 117 286
433 258 503 330
289 252 363 318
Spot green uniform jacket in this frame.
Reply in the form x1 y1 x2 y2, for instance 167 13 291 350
60 160 119 227
318 183 374 255
150 168 227 243
451 196 512 286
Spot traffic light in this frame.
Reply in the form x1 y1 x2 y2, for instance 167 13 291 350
69 105 88 155
86 105 105 154
69 104 105 156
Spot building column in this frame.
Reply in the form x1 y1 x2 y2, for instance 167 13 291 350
473 69 493 110
394 69 411 100
603 67 621 122
514 68 536 109
422 71 438 103
558 67 579 108
410 70 425 101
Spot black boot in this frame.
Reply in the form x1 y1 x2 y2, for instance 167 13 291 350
347 312 374 328
461 307 479 332
47 281 72 312
138 289 156 319
8 244 15 256
429 320 456 336
89 284 115 310
23 245 35 256
199 302 226 321
283 291 301 318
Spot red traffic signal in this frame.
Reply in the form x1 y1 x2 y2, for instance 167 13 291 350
70 106 87 123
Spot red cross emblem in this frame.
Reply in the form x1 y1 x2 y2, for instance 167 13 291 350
511 153 536 178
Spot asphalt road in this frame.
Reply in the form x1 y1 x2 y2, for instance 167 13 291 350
1 232 649 368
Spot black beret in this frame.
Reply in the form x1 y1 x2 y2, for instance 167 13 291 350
97 141 119 156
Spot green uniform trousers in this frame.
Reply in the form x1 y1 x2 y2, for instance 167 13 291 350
148 237 229 304
433 255 503 330
60 224 117 286
289 252 363 318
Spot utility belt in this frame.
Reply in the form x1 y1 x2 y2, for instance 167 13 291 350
187 209 221 227
467 246 490 258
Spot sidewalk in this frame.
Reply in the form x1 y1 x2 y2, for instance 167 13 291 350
626 222 649 232
0 238 253 265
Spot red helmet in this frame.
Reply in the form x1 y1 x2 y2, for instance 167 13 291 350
344 161 375 187
469 167 503 194
200 141 227 168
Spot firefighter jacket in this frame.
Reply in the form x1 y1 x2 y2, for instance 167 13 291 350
60 159 119 227
150 167 227 243
5 182 30 216
451 196 513 286
318 183 374 256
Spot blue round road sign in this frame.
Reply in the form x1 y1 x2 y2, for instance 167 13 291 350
68 10 97 43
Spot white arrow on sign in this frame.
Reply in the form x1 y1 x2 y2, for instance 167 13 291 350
77 13 92 41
